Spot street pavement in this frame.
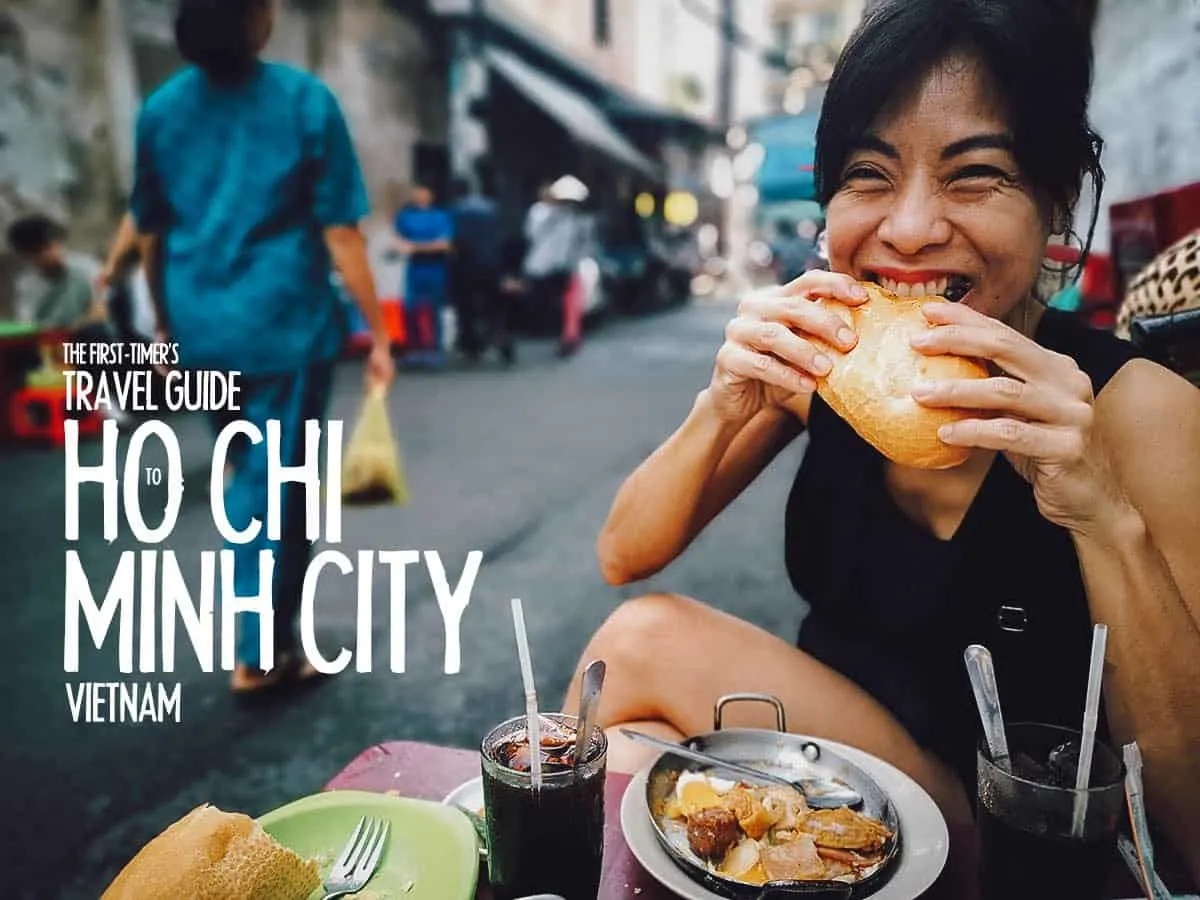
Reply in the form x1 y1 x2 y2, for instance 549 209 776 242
0 301 811 898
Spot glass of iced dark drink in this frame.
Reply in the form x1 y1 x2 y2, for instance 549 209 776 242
480 713 607 900
977 722 1125 900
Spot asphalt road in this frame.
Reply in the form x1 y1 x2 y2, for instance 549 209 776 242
0 302 810 899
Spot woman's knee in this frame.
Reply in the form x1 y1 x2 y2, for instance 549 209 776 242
585 593 699 663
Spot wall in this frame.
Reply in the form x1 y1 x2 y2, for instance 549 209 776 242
0 0 123 265
1082 0 1200 252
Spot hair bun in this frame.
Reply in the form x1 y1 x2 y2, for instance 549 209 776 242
812 281 989 470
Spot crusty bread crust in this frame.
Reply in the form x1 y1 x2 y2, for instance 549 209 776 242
813 282 988 470
101 804 321 900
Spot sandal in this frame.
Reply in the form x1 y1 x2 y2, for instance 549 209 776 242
230 662 292 696
279 652 333 686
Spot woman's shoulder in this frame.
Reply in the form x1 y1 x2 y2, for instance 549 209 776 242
1037 308 1144 395
140 66 205 117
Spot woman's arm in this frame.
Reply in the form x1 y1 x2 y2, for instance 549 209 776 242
98 212 140 288
1081 360 1200 875
597 389 803 585
324 225 388 345
135 232 167 336
600 273 867 585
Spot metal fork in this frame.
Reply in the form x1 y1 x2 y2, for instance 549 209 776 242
322 815 390 900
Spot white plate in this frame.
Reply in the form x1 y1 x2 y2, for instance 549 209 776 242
620 738 950 900
442 776 487 860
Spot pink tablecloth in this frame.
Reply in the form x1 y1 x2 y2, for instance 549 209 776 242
324 740 992 899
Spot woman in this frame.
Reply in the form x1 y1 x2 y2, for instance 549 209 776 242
566 0 1200 877
128 0 395 695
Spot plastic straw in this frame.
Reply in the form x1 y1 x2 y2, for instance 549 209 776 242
1124 742 1172 900
510 598 542 791
1071 623 1108 837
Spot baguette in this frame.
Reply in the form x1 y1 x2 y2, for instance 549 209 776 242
812 281 989 470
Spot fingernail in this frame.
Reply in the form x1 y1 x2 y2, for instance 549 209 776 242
910 331 932 347
812 354 833 376
850 284 868 299
837 327 857 347
911 380 934 398
938 424 954 440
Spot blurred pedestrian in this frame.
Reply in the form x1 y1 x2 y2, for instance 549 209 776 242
8 214 108 338
770 218 812 285
127 0 395 697
5 214 131 423
522 176 592 357
449 170 514 364
394 182 453 367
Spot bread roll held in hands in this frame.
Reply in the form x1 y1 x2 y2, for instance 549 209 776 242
102 804 320 900
811 281 989 470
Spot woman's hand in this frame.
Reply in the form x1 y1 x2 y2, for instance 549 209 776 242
909 301 1128 534
709 272 868 424
366 335 396 391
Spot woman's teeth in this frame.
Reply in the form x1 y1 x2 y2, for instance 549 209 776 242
869 274 973 301
875 276 950 297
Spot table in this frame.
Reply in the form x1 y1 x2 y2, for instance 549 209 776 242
0 324 73 442
326 740 1159 899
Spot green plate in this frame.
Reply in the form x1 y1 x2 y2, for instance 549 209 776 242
259 790 480 899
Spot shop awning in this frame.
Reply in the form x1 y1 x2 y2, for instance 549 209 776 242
751 112 821 205
486 47 661 180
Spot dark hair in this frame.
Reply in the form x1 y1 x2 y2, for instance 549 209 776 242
6 214 64 255
174 0 267 81
815 0 1104 264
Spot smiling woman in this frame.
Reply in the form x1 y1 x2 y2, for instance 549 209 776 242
566 0 1200 885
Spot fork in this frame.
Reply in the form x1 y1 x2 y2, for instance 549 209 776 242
322 815 390 900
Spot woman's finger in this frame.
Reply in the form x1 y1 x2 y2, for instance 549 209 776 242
914 302 1080 388
911 376 1094 429
717 343 815 394
783 270 871 305
736 294 860 354
937 417 1087 463
725 317 838 379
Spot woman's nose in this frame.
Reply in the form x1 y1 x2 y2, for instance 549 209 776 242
877 187 953 255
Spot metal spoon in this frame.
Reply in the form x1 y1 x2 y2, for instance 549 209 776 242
964 644 1011 771
618 728 863 810
573 660 605 768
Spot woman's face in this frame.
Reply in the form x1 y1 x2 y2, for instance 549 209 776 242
825 55 1050 324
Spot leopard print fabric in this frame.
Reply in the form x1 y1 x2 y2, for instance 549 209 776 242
1115 229 1200 339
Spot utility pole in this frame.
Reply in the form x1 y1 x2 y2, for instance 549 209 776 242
716 0 736 132
448 0 489 195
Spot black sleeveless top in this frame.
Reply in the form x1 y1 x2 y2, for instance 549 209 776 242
786 309 1143 790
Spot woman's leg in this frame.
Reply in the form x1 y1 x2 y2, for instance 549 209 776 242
225 365 331 691
560 271 582 353
271 362 335 664
563 593 974 828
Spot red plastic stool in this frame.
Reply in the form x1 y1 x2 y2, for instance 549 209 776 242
9 386 105 446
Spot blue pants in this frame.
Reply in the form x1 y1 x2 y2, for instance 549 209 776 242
211 362 334 669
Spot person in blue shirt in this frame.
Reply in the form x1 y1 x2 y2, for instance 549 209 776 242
125 0 395 696
394 183 453 365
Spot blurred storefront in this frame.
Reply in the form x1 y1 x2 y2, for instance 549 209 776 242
430 0 726 311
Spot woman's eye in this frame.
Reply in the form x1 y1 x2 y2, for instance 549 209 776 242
952 165 1012 184
842 166 886 183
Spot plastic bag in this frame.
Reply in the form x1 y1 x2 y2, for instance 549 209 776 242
341 385 410 506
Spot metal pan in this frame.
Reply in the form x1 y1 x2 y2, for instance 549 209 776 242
644 693 903 900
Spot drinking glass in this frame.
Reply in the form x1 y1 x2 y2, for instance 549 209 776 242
977 722 1125 900
481 713 607 900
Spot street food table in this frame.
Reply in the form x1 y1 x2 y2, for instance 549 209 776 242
325 741 1164 900
0 321 47 443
